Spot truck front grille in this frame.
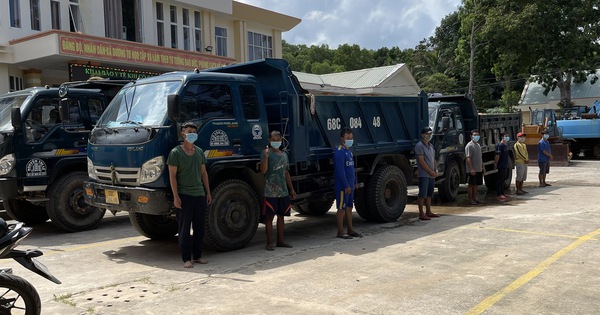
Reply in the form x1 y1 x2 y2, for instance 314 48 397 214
93 166 140 186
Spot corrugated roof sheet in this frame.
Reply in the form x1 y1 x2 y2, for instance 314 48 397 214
293 64 404 89
520 73 600 105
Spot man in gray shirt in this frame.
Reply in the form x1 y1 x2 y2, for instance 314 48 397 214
465 129 483 205
415 127 439 220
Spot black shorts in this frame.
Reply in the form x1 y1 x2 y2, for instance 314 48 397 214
467 172 483 185
263 196 291 217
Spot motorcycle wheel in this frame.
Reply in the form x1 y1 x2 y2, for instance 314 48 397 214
0 273 41 315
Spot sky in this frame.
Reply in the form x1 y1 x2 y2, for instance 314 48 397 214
237 0 462 50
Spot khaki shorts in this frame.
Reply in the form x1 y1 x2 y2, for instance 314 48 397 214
516 164 527 181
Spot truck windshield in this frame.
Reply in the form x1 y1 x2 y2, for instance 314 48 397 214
0 95 30 132
97 81 181 128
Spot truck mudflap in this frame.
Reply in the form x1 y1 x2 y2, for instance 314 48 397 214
0 177 18 200
83 181 171 215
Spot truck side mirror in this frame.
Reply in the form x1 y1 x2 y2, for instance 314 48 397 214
167 94 179 120
11 107 21 128
441 116 450 131
59 98 69 122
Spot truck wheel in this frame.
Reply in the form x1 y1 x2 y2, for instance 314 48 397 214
46 172 106 232
205 179 259 251
3 199 48 225
129 212 177 240
485 160 514 191
293 199 334 215
438 160 460 202
355 186 375 221
366 165 407 222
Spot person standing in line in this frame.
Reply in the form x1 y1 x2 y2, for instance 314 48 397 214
415 127 440 220
465 129 484 205
334 127 362 239
514 132 529 194
538 130 553 187
494 131 511 201
167 122 212 268
261 130 297 251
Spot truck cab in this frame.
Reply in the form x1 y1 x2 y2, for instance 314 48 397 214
0 85 116 231
426 95 520 201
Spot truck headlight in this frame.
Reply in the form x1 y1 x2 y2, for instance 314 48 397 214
87 157 97 180
0 154 15 176
140 156 164 184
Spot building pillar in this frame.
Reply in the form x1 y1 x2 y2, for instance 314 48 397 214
23 69 43 88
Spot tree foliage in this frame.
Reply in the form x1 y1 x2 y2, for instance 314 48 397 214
281 0 600 110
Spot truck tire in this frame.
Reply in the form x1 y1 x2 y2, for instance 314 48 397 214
46 172 106 232
366 165 407 222
438 160 460 202
293 199 334 215
3 199 48 225
205 179 259 251
129 212 177 240
354 187 375 221
484 159 513 191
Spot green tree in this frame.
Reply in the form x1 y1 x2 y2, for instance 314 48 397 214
419 73 458 94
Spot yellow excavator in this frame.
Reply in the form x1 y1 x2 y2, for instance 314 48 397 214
522 108 571 166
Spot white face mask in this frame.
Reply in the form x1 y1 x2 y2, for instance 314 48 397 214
543 134 550 140
424 134 433 141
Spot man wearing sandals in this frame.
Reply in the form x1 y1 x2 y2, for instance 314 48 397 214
465 129 484 205
334 127 362 239
168 122 212 268
261 131 297 251
415 127 440 220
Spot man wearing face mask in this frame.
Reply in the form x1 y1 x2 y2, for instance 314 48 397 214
167 122 212 268
260 130 297 251
514 132 529 194
415 127 439 220
494 131 511 201
465 129 483 205
334 127 361 239
538 130 553 187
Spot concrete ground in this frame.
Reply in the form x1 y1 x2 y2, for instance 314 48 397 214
4 159 600 315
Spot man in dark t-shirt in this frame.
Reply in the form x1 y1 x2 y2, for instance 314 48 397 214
494 131 510 201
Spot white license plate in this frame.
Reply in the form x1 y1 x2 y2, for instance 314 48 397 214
105 190 119 204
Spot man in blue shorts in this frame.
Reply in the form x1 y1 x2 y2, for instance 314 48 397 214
538 130 553 187
261 131 297 251
334 127 362 239
415 127 439 220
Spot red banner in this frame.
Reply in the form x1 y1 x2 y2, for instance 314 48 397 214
59 35 231 70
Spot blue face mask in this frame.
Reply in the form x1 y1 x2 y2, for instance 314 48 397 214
504 136 510 142
270 141 282 149
473 135 480 142
543 134 550 140
185 133 198 143
345 139 354 148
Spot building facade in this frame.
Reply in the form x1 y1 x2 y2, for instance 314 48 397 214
0 0 300 92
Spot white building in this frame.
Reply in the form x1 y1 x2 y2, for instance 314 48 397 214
0 0 300 92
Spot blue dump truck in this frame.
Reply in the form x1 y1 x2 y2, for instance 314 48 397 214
0 80 127 231
427 95 522 201
83 58 428 251
557 100 600 158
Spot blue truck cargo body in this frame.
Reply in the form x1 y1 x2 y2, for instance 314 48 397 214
84 58 427 251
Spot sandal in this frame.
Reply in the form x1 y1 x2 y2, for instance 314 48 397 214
265 244 275 251
347 232 363 238
336 235 353 239
276 242 293 248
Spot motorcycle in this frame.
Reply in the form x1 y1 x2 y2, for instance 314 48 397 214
0 218 61 315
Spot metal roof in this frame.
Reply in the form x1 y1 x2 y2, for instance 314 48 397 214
293 64 420 95
520 73 600 105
